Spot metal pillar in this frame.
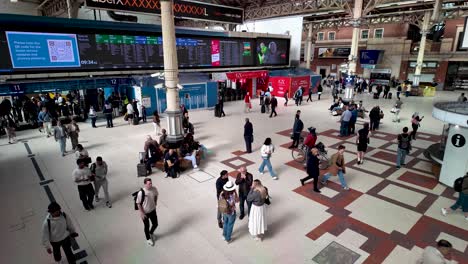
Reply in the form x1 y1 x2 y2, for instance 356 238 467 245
413 11 431 87
161 0 184 146
348 0 363 76
306 25 313 68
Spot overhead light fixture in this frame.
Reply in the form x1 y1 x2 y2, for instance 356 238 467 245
10 0 18 3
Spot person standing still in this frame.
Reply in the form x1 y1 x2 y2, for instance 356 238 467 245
73 159 95 210
283 91 289 106
300 148 321 193
235 167 253 220
54 120 68 157
269 95 278 118
220 181 239 244
91 156 112 208
289 110 304 149
216 170 229 228
89 106 97 128
41 202 78 264
317 84 323 100
396 127 412 169
136 178 159 246
244 118 253 153
247 179 268 241
67 119 80 151
103 101 113 128
244 92 251 113
152 110 161 136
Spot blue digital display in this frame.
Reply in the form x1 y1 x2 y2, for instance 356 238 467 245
6 31 81 68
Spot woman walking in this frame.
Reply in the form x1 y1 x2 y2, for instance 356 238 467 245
67 119 80 151
152 110 161 136
247 179 268 241
300 148 321 193
244 92 251 113
410 112 424 140
219 181 239 244
54 120 68 157
2 116 16 144
88 106 97 128
356 123 370 165
259 138 277 180
283 91 288 106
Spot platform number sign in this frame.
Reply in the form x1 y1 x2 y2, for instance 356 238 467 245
451 134 466 148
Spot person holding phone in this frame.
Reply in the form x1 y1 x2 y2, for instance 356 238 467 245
410 112 424 140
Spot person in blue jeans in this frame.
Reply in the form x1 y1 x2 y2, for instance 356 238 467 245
441 173 468 221
396 127 412 169
259 137 277 180
321 145 349 190
53 120 68 157
220 181 238 244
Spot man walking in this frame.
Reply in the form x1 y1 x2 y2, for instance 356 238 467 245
54 120 68 157
289 110 304 148
38 107 53 137
300 148 321 193
321 145 349 190
244 118 253 153
73 159 95 210
136 178 159 246
340 106 352 137
216 170 229 228
306 86 313 102
348 105 358 135
91 157 112 208
235 166 253 219
396 127 412 169
294 87 303 106
42 202 78 264
269 95 278 118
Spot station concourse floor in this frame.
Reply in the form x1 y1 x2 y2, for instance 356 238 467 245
1 90 467 264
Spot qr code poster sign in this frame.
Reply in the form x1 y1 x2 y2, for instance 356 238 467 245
47 39 76 63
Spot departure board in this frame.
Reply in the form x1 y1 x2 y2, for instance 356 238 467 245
0 29 286 74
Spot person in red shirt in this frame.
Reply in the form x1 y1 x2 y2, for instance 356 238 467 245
304 127 317 149
244 92 251 113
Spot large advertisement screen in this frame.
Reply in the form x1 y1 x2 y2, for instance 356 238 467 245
256 38 289 66
0 30 261 73
318 47 351 58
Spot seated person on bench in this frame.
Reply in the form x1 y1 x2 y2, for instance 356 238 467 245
184 133 207 159
144 135 163 174
180 140 199 170
329 97 343 112
164 148 179 178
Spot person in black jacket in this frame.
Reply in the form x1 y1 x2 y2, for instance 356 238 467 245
300 148 321 193
269 95 278 118
317 84 323 100
369 106 381 131
235 166 253 219
244 118 253 153
216 170 229 228
289 110 304 149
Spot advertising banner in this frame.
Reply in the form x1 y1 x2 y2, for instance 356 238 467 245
269 76 291 98
290 76 310 96
225 70 268 80
85 0 244 24
359 50 382 65
318 47 351 58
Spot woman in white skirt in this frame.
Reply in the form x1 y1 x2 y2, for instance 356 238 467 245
247 179 268 241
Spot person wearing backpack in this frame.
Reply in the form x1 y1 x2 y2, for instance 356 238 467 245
91 156 112 208
219 181 239 244
396 127 412 169
41 202 78 264
441 173 468 221
135 178 159 246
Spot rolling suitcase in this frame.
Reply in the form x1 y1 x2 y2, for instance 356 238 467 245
137 163 147 177
261 104 266 113
133 117 139 125
387 92 392 99
373 93 379 99
214 104 221 117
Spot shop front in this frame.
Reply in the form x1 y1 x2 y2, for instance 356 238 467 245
225 70 269 99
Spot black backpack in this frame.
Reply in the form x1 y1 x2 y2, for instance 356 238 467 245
399 135 410 150
454 176 467 192
132 189 145 210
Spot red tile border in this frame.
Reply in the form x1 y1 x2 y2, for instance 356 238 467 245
397 171 438 190
371 151 397 163
220 156 255 170
231 150 246 156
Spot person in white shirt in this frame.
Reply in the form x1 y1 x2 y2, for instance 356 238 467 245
417 240 455 264
89 106 97 128
91 156 112 208
258 137 277 180
126 103 134 125
136 178 159 246
73 159 95 210
41 202 78 264
53 120 68 157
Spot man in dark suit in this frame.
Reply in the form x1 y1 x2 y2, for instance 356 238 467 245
244 118 253 153
269 95 278 118
300 148 321 193
235 166 253 219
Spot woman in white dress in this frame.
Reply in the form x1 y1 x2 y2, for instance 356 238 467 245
247 179 268 241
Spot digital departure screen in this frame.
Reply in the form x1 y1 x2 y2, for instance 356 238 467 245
0 30 263 74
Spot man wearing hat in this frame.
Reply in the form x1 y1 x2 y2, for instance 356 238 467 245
41 202 78 264
216 170 229 228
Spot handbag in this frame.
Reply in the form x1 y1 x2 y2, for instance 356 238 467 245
218 194 230 214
